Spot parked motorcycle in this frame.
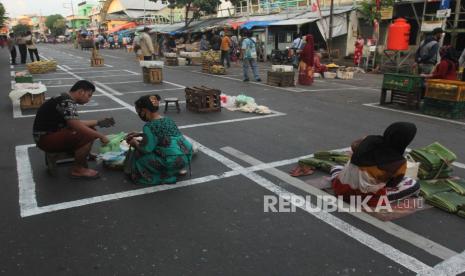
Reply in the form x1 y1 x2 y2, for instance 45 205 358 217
271 48 294 65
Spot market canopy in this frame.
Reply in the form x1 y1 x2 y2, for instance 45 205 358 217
269 18 318 26
108 22 138 34
240 20 278 30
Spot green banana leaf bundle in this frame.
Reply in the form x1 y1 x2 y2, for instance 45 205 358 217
313 151 350 165
418 167 453 180
299 158 337 174
457 210 465 218
419 180 453 199
445 179 465 195
426 191 465 213
410 142 457 180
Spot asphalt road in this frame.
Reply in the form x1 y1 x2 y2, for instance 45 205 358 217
1 44 465 276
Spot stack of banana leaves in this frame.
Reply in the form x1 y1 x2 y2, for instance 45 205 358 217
298 151 349 173
420 179 465 216
409 142 456 180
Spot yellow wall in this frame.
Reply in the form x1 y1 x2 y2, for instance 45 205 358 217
107 20 130 29
107 0 124 14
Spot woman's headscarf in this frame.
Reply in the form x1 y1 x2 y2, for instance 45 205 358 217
300 35 314 66
351 122 417 167
440 46 459 71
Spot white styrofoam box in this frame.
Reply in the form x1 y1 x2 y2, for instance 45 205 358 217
189 52 201 58
282 65 293 72
164 53 177 58
336 70 354 80
324 72 337 79
272 65 293 72
139 60 164 68
178 58 187 66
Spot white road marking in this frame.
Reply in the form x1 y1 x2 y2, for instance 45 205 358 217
291 86 379 92
104 64 114 68
363 103 465 126
39 69 125 75
16 144 38 217
452 161 465 169
179 111 286 129
101 80 141 85
163 80 186 89
100 53 122 59
14 107 128 119
123 70 140 75
122 88 184 94
94 81 123 96
418 250 465 276
190 70 296 92
36 77 77 81
220 146 458 260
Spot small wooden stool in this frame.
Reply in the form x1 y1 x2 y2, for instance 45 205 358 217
164 98 181 113
45 152 75 176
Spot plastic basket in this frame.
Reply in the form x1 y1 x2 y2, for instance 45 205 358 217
425 79 465 102
382 73 423 93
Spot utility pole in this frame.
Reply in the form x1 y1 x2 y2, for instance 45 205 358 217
451 0 462 47
328 0 334 60
143 0 146 25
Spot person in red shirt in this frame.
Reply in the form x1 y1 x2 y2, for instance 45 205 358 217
421 46 458 80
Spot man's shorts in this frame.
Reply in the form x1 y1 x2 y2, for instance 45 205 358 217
37 128 96 153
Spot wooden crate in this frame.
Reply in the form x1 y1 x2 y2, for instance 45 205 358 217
267 71 295 87
185 86 221 113
91 58 104 67
425 79 465 102
202 61 211 73
20 93 45 110
142 67 163 84
190 57 202 65
165 57 178 66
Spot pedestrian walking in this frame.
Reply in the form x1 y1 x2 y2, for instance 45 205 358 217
220 31 231 68
414 28 444 74
7 33 17 65
25 31 40 62
140 27 155 60
16 33 28 64
298 35 315 85
291 34 304 68
241 30 261 82
354 35 364 67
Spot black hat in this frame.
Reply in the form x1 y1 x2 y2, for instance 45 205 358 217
143 26 151 32
432 28 444 35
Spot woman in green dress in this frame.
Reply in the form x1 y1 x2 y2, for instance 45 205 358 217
126 95 192 185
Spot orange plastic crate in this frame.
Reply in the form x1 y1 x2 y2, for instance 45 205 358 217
425 79 465 102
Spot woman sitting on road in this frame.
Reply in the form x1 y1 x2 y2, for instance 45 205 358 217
330 122 420 206
125 95 193 185
421 46 458 80
313 52 327 78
